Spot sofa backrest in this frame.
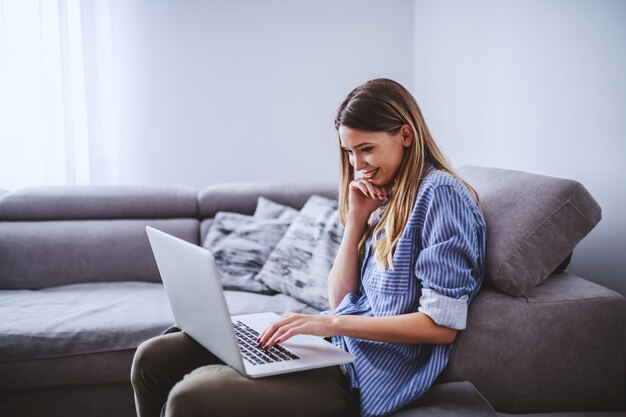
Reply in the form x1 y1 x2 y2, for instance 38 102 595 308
0 182 338 290
0 186 199 290
197 181 337 242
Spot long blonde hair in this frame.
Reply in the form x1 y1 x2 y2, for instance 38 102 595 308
335 78 477 270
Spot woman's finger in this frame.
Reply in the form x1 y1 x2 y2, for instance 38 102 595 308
361 180 386 200
257 314 300 346
351 179 385 200
264 320 305 349
353 180 376 198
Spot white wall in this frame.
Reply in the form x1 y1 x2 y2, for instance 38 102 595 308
413 0 626 295
106 0 415 187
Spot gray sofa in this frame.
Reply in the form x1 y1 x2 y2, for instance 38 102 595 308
0 166 624 417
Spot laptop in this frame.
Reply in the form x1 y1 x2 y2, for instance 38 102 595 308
145 226 355 379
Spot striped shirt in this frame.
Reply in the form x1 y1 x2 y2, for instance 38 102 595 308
328 167 487 417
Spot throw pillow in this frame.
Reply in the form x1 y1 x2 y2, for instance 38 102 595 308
457 165 601 296
254 195 344 310
203 198 298 294
254 196 299 221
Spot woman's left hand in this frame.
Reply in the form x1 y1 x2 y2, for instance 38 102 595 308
257 313 336 350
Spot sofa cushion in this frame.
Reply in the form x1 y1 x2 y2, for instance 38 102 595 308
439 272 625 413
0 186 198 220
0 219 199 290
0 282 320 362
254 196 299 220
255 196 343 310
0 281 175 362
457 166 601 296
202 208 297 294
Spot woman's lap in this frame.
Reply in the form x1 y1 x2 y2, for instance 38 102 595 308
131 331 355 417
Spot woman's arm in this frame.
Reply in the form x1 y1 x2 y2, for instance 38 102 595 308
328 179 387 309
332 312 457 345
257 311 457 349
327 221 366 309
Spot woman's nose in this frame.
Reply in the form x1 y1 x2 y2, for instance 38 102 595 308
353 155 366 171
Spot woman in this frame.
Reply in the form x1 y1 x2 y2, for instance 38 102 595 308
131 78 486 417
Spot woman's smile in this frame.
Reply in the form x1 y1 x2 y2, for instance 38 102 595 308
362 168 379 180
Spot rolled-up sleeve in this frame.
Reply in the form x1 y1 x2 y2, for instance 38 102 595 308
414 185 483 330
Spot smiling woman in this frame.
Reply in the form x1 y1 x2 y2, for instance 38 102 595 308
131 78 487 417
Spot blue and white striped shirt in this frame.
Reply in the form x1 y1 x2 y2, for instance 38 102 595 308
329 167 486 417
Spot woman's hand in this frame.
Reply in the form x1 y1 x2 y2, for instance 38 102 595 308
347 178 388 226
256 313 337 350
257 312 458 348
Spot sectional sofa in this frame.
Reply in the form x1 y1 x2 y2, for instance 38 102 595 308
0 166 624 417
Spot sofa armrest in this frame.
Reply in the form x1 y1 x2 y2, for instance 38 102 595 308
440 272 625 414
389 381 498 417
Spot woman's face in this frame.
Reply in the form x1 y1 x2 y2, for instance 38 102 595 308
339 125 411 187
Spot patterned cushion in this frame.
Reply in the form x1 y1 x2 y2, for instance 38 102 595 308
202 198 298 294
255 196 343 310
254 196 299 220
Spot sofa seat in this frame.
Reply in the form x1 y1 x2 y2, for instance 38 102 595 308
0 281 320 388
0 281 175 362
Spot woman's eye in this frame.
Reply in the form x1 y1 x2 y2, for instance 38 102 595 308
361 147 373 153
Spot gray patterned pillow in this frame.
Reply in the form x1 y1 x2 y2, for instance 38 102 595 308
203 198 298 294
254 196 299 220
254 195 344 310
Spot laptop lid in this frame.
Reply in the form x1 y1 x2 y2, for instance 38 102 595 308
145 226 246 375
146 226 355 379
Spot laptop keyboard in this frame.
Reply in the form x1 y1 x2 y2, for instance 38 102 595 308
233 321 300 365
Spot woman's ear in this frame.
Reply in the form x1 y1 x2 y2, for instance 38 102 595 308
401 125 413 147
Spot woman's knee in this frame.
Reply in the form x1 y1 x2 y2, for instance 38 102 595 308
164 365 243 417
131 337 163 388
131 333 183 388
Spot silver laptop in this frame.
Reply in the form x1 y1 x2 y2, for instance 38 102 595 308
146 226 354 378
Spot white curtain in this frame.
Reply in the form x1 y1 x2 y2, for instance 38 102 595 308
0 0 114 191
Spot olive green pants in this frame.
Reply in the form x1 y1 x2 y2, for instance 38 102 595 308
130 331 357 417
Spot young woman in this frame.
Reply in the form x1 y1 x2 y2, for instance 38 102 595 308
131 78 486 417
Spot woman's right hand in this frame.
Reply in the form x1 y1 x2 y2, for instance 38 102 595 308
346 178 388 226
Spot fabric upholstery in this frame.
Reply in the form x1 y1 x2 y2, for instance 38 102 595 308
0 383 136 417
457 166 602 296
197 181 336 219
0 282 174 361
0 348 136 390
0 281 319 362
255 196 343 310
200 218 214 242
498 413 626 417
202 206 297 293
391 381 498 417
0 186 197 220
254 196 300 220
0 218 198 289
439 272 625 413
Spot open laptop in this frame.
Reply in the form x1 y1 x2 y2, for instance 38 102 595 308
145 226 354 378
